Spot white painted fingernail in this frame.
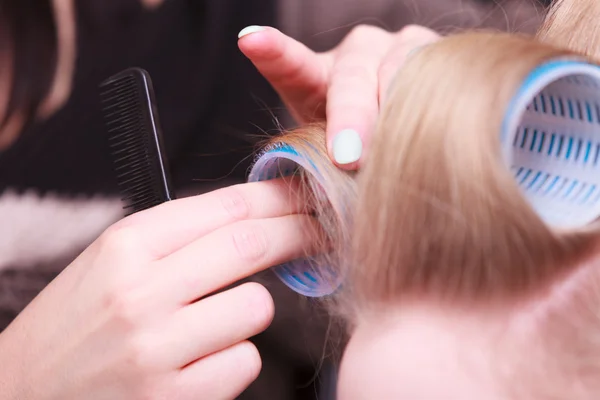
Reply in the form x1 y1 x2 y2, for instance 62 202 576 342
333 129 363 164
238 25 265 39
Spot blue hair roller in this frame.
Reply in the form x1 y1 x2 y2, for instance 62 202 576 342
502 59 600 229
249 59 600 298
248 143 343 297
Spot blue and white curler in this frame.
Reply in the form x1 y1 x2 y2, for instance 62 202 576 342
503 59 600 229
249 58 600 298
248 143 343 297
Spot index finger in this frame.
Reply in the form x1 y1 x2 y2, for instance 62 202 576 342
154 214 322 304
113 178 306 260
237 26 330 123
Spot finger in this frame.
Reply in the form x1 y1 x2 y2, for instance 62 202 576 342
175 340 261 400
155 214 323 303
237 25 330 123
326 26 393 170
378 26 440 105
163 282 273 368
109 178 306 260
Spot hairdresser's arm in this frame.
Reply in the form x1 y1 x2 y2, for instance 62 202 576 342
238 24 439 170
0 179 319 400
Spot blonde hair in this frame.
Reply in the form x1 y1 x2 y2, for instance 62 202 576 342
257 30 599 309
251 25 600 399
351 32 596 309
537 0 600 60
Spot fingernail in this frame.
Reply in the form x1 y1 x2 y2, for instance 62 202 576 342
333 129 363 165
238 25 265 39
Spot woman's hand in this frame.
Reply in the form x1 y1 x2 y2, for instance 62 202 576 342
238 24 440 169
0 179 319 400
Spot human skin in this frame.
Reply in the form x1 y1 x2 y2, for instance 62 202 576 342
337 304 509 399
336 255 600 400
0 1 442 397
238 24 440 169
0 0 441 168
0 179 322 399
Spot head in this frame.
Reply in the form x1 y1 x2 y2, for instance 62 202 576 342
337 31 600 399
537 0 600 61
251 17 600 398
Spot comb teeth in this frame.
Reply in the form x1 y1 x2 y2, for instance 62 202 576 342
100 68 174 214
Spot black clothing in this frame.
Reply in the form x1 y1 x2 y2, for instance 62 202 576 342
0 0 281 195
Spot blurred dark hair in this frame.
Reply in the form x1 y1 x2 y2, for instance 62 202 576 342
475 0 553 4
0 0 57 140
0 0 554 146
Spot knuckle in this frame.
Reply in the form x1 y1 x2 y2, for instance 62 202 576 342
132 381 167 400
242 282 275 330
333 62 376 87
235 341 262 384
104 289 145 328
273 59 306 86
348 24 383 40
99 224 142 257
397 24 438 43
123 334 157 374
220 186 252 222
231 222 269 264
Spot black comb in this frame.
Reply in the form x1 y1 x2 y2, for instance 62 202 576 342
100 67 175 215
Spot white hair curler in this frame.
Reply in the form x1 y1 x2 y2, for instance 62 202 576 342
503 59 600 229
248 144 342 297
248 59 600 298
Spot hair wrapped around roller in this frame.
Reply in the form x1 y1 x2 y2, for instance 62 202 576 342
248 3 600 398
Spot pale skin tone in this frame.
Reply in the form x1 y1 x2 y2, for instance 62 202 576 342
0 0 441 166
338 306 507 400
0 179 321 399
238 24 440 169
0 0 443 398
337 259 600 399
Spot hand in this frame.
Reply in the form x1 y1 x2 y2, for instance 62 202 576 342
238 24 440 170
0 179 319 400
